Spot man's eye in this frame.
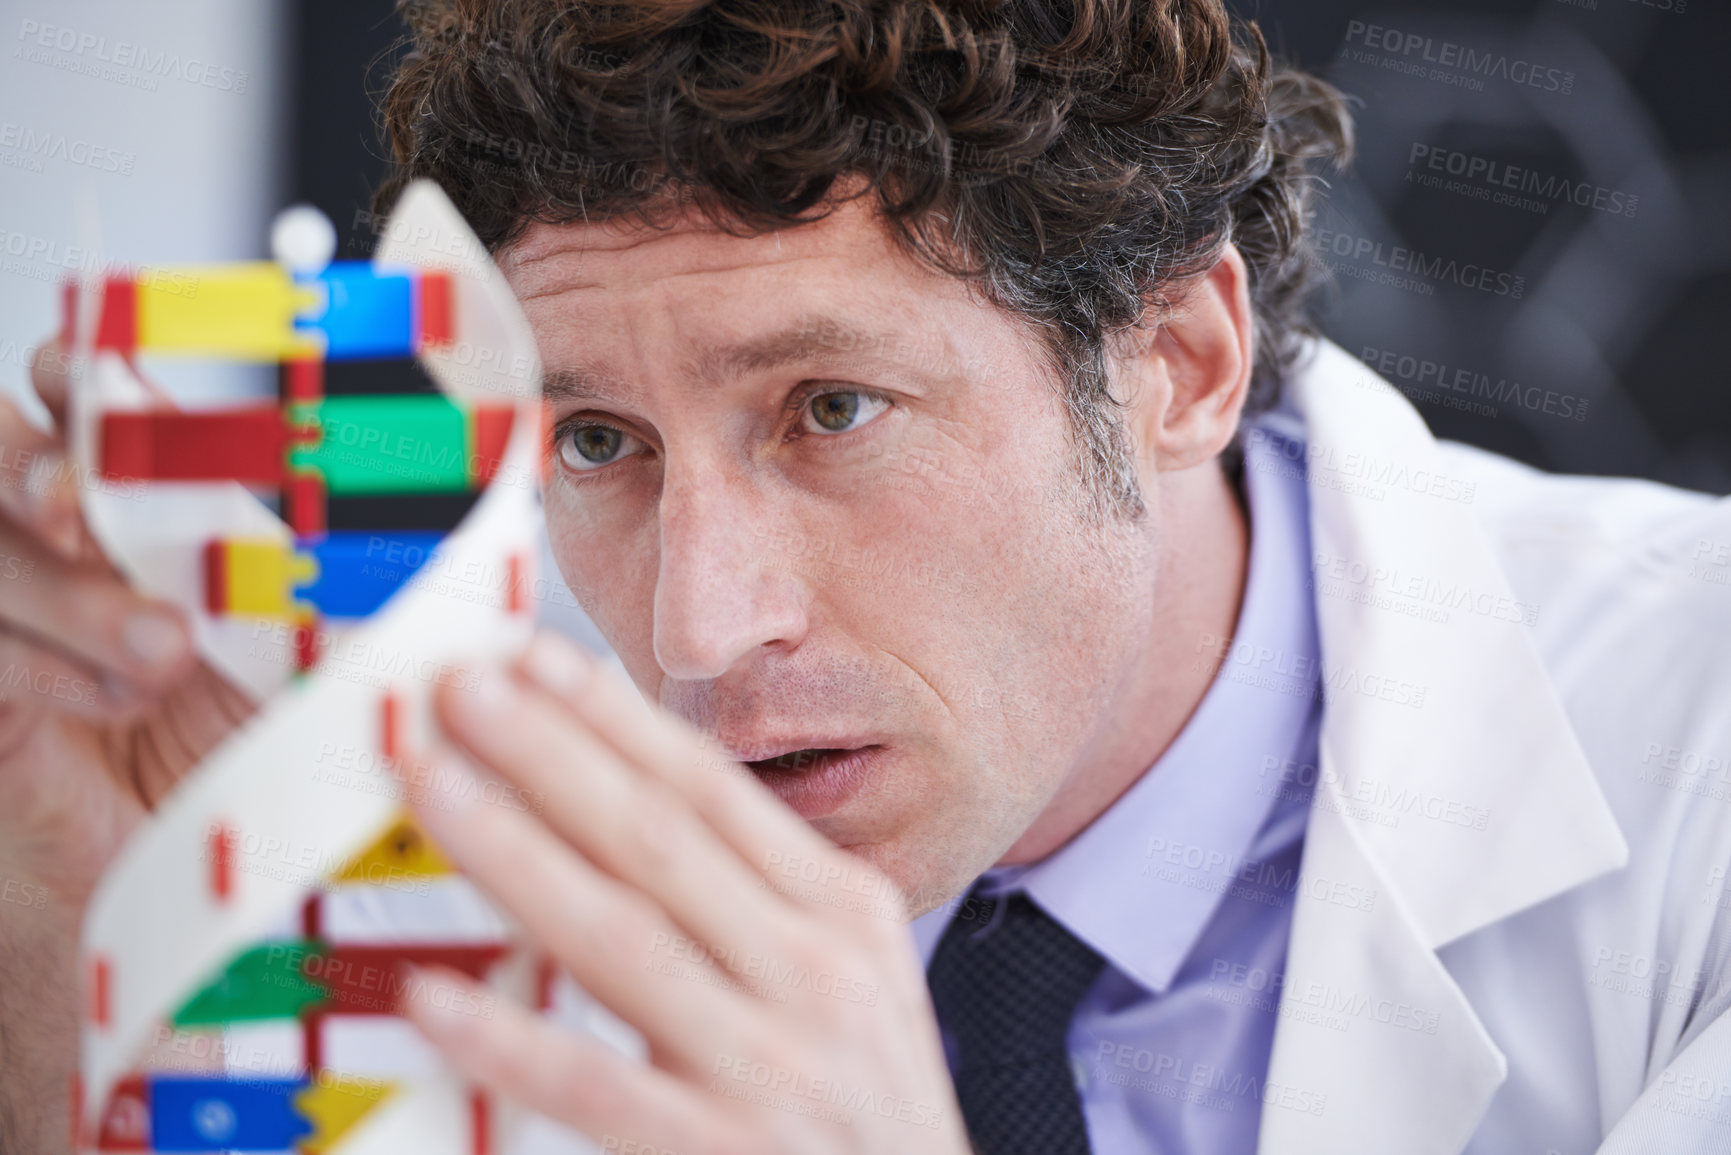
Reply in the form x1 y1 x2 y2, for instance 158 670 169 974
801 390 889 435
557 424 645 471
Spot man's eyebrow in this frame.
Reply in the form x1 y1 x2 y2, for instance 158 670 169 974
542 364 637 407
689 315 898 386
541 314 908 407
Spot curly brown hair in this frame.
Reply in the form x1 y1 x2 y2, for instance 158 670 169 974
375 0 1353 518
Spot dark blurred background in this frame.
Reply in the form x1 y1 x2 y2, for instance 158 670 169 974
238 0 1731 492
1240 0 1731 490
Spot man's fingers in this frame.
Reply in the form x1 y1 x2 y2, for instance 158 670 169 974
0 521 193 692
404 743 763 1077
431 669 809 981
400 965 740 1155
127 663 258 805
0 632 130 721
0 392 80 560
28 338 73 429
510 632 872 915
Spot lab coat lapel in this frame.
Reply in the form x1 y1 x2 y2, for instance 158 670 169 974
1255 342 1629 1155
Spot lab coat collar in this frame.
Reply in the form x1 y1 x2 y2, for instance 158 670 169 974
1255 340 1629 1155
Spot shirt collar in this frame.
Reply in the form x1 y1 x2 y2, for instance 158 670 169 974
912 417 1322 994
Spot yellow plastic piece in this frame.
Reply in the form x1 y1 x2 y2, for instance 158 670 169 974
334 812 455 884
294 1076 396 1154
135 262 323 360
220 539 319 619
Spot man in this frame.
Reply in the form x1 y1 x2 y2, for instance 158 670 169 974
2 0 1730 1152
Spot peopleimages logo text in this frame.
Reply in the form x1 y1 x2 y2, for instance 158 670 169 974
1408 144 1637 218
1314 228 1525 299
0 122 134 175
1359 346 1590 422
16 20 249 93
1342 20 1575 94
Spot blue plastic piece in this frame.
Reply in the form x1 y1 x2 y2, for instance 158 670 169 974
149 1076 310 1152
298 262 414 360
296 530 444 618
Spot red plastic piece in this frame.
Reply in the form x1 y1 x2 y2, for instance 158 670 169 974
100 408 289 483
419 272 454 350
285 473 326 537
94 277 138 352
470 407 514 485
381 693 402 762
302 894 322 939
505 553 526 614
300 897 324 1073
293 617 321 674
471 1090 490 1155
90 956 111 1027
283 358 324 402
58 281 77 350
95 1075 149 1151
208 824 234 902
202 540 227 615
300 945 508 1016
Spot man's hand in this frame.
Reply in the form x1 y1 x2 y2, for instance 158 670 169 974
0 341 254 1152
399 629 970 1155
0 342 255 896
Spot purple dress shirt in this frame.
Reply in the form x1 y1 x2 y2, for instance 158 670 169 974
911 417 1324 1154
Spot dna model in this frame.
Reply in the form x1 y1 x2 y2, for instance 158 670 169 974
64 181 553 1154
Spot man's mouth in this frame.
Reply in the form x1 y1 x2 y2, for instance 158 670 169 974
736 745 885 820
744 747 852 773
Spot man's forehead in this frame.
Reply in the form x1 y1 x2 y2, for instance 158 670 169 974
498 194 904 303
496 194 1030 402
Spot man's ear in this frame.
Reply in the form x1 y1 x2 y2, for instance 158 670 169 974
1115 245 1254 474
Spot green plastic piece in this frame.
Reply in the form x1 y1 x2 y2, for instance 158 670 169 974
289 396 475 494
171 940 329 1026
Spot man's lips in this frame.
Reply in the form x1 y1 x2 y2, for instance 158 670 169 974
722 734 876 763
742 747 852 772
736 745 886 820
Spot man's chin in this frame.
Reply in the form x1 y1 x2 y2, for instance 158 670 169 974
826 835 983 922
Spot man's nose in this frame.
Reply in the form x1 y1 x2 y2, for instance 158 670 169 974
652 463 809 681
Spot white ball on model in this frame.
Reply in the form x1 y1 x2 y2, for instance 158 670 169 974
270 203 337 274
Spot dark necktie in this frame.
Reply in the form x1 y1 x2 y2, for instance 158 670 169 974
926 888 1106 1155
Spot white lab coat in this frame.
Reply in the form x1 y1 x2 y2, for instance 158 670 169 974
1254 339 1731 1154
274 338 1731 1155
